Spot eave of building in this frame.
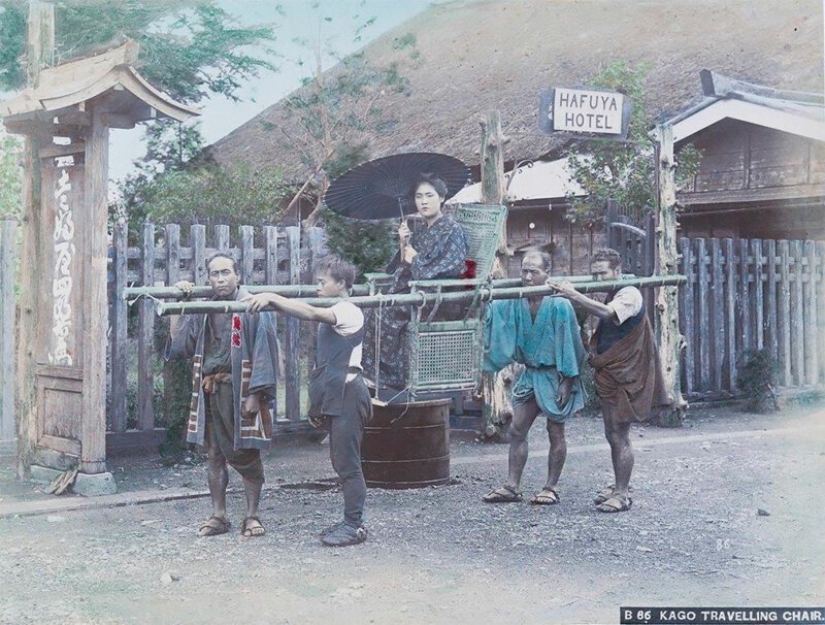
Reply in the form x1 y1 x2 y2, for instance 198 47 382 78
666 96 825 144
680 183 825 208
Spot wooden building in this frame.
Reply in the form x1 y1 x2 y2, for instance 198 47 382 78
672 74 825 240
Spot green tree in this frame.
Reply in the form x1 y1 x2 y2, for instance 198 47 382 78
565 61 700 227
127 159 291 235
318 142 394 277
0 131 22 219
116 118 206 237
0 2 26 90
268 5 419 225
0 1 276 104
1 1 280 231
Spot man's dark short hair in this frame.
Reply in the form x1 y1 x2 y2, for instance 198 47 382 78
522 250 552 272
205 251 239 275
591 248 623 271
315 254 357 290
410 172 449 199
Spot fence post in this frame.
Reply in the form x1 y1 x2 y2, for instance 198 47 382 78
284 226 302 423
264 226 279 285
752 240 764 352
110 218 128 432
791 240 804 387
165 224 181 286
680 238 694 395
240 225 255 284
606 199 618 249
724 238 737 393
803 241 818 385
695 238 709 394
191 224 206 285
138 223 156 431
305 227 327 394
778 241 792 386
817 242 825 386
0 220 17 455
736 239 750 365
710 239 724 393
215 225 230 252
765 240 778 377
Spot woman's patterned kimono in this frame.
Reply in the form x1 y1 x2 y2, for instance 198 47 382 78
363 216 468 390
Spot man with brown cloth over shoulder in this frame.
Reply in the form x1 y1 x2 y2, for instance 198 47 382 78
551 248 668 513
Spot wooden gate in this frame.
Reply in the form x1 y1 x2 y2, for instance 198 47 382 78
606 199 655 277
606 199 656 320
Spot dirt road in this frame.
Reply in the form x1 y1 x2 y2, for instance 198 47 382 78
1 404 823 625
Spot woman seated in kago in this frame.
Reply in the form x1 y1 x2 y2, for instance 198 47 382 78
362 172 469 390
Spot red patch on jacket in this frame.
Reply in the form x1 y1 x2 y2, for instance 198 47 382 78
231 314 242 347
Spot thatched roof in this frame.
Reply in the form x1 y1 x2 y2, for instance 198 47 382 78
209 0 823 179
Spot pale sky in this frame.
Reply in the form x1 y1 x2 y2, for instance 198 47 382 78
108 0 435 182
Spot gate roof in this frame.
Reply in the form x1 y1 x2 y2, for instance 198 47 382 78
0 40 199 134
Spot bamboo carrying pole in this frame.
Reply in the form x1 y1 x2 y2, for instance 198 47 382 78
123 274 619 303
123 284 364 300
153 275 687 316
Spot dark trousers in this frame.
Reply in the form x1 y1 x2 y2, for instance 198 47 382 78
327 376 372 527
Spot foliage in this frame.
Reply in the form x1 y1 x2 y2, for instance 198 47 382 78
1 0 281 235
322 207 395 279
0 132 22 219
0 1 276 105
117 117 290 240
737 348 779 413
269 5 418 223
565 61 701 227
315 140 394 276
146 162 290 231
119 156 291 240
0 1 26 90
116 118 205 236
159 350 192 460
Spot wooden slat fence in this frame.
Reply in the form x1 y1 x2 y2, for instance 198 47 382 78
5 218 822 457
679 237 824 399
107 222 328 448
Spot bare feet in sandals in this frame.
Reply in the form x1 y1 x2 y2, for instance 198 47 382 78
594 485 617 505
482 485 523 503
241 516 265 537
530 488 560 505
198 516 231 537
596 494 632 513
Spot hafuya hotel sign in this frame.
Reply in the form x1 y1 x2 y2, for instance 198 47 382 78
539 88 632 138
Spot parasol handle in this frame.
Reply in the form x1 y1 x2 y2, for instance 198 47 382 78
398 217 412 247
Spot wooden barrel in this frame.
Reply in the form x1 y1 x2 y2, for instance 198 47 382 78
361 398 451 489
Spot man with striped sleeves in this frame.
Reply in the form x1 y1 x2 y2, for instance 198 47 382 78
167 252 279 538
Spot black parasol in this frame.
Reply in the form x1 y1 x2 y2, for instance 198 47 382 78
323 152 471 220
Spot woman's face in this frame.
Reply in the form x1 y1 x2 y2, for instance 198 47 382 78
414 182 444 223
